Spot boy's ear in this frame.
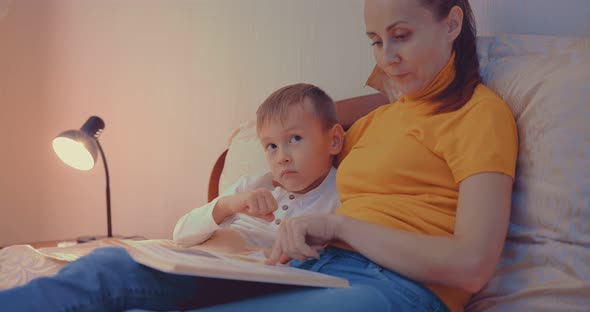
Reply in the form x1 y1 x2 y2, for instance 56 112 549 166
329 124 345 155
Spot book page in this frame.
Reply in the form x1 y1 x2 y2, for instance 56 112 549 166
122 240 349 288
35 229 253 262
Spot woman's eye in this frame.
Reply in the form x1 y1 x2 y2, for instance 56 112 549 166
370 41 382 47
289 135 302 143
394 33 410 41
266 143 277 151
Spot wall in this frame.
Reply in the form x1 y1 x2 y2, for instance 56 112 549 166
2 0 588 246
0 0 56 245
0 0 374 245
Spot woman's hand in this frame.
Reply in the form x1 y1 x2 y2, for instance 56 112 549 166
265 214 342 265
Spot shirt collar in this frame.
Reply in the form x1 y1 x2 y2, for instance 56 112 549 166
366 51 456 105
401 51 456 103
272 167 337 204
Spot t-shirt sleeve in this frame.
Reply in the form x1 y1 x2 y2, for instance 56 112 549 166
437 97 518 183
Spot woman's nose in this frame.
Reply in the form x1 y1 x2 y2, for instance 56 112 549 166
384 42 401 66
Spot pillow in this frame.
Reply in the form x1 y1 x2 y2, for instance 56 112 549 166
218 120 268 194
467 34 590 311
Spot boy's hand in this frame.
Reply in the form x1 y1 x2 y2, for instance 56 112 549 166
218 189 277 222
236 189 278 221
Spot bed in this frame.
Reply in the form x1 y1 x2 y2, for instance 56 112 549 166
1 33 589 312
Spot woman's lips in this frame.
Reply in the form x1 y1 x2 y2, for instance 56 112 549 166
392 72 410 79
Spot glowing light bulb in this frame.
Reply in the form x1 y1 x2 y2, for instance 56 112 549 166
52 136 95 170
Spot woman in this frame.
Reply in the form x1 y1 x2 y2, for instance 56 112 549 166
264 0 517 311
198 2 517 311
0 1 516 311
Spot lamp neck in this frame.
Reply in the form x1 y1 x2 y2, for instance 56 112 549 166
96 139 112 238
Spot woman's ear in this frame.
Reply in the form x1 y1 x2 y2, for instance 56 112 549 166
329 124 345 155
446 6 463 42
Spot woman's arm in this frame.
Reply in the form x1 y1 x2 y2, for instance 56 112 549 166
267 172 512 293
337 172 512 293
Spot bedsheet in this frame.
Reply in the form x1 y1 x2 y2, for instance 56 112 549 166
0 229 257 290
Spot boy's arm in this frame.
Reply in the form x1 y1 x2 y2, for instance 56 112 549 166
173 177 248 246
173 197 225 246
173 175 276 246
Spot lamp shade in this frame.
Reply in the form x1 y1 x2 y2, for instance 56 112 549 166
52 131 97 170
52 116 104 170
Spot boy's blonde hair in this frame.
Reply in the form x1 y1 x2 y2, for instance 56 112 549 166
256 83 337 132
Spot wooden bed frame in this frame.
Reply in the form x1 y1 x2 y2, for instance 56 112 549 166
207 92 390 202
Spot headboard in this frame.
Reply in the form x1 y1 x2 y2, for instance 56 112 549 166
206 1 590 202
207 92 390 201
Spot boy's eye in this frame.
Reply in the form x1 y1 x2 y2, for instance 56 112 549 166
289 135 302 143
265 143 277 151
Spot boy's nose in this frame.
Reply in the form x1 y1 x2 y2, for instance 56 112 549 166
279 156 291 164
278 151 292 164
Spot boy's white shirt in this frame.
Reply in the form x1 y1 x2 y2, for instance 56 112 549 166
173 167 340 247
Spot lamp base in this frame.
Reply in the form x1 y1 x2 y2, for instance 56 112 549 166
76 235 103 244
75 235 146 244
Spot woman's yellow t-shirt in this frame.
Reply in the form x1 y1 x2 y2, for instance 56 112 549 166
334 56 518 312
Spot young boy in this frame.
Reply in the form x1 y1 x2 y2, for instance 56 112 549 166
0 83 345 312
174 83 344 248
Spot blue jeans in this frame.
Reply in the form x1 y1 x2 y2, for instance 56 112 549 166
0 247 450 312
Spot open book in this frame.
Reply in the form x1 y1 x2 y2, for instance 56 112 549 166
120 239 349 288
34 230 349 289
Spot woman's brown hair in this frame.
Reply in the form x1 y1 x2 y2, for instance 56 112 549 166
420 0 481 114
